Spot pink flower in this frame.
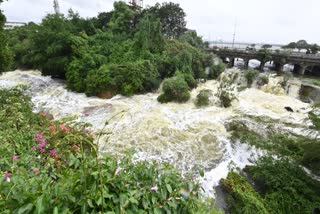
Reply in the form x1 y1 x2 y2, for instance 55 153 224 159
12 155 19 160
48 125 56 131
150 185 158 191
32 146 37 151
50 149 58 158
72 144 80 152
4 172 10 182
59 124 70 133
39 139 46 147
33 169 39 174
40 148 45 153
35 133 43 138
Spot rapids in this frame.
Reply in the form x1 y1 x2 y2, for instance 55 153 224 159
0 69 312 197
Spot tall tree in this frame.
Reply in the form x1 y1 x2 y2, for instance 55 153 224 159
296 40 309 52
0 0 13 73
145 2 186 39
108 1 136 38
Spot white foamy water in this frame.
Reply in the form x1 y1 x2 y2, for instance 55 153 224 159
0 69 312 196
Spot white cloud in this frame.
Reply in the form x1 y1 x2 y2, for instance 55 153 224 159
2 0 320 44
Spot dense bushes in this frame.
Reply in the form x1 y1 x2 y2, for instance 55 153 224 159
244 69 259 87
222 157 320 214
0 87 220 213
5 1 220 100
157 76 190 103
0 0 13 73
85 60 160 96
196 89 212 107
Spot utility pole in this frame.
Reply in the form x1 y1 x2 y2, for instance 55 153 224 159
53 0 60 14
232 18 237 48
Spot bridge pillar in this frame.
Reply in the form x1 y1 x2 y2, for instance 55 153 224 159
243 60 249 69
229 58 235 68
293 64 300 74
259 61 265 71
298 64 308 75
274 63 284 75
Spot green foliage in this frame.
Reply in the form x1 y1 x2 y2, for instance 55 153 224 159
196 89 212 107
144 2 187 39
257 48 272 66
86 60 160 96
244 69 259 87
221 172 269 214
280 71 293 88
108 1 136 38
158 76 190 103
256 74 269 87
223 158 320 214
133 14 165 55
0 1 13 73
179 30 207 49
245 157 320 214
6 1 213 99
216 76 236 108
208 62 225 79
227 118 320 175
0 87 219 213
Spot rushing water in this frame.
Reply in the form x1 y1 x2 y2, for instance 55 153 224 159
0 69 312 197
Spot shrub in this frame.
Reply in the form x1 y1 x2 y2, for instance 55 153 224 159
280 71 293 88
85 60 160 96
0 87 220 213
221 171 269 214
244 69 259 87
196 89 212 107
256 74 269 87
216 81 236 108
208 62 225 79
157 76 190 103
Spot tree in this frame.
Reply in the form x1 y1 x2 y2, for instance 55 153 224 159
93 11 113 30
309 44 320 54
108 1 136 38
282 42 296 49
262 44 272 49
296 40 309 52
144 2 186 39
133 14 165 55
179 30 206 49
0 0 13 73
257 48 272 71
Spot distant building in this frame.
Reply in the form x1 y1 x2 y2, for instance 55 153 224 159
4 22 26 30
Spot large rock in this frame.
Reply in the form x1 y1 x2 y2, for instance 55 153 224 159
300 84 320 103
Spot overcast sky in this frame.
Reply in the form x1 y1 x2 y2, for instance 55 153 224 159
2 0 320 44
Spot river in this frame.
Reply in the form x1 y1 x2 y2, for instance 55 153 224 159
0 69 312 197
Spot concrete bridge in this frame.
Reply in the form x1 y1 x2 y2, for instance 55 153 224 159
208 48 320 75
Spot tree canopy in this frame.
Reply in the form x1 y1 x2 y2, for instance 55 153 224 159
5 1 223 101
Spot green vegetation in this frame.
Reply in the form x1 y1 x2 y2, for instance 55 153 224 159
312 80 320 87
282 40 320 53
257 48 272 70
224 110 320 213
216 81 236 108
0 0 13 73
280 71 293 88
222 158 320 214
157 76 190 103
196 89 212 107
0 86 222 213
4 1 225 102
244 69 259 87
256 74 269 87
